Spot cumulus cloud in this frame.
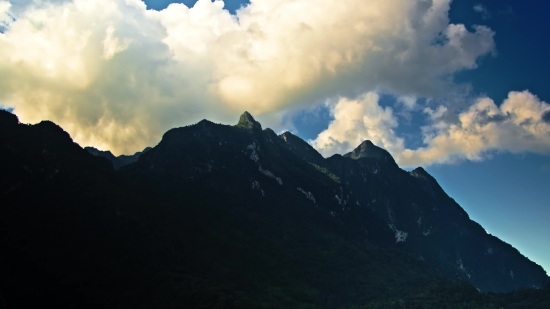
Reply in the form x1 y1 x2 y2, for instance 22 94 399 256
0 0 494 154
311 93 406 157
313 91 550 167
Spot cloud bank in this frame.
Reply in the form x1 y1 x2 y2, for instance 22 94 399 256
313 91 550 167
0 0 495 154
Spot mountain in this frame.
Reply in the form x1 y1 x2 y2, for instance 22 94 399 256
85 146 151 169
127 112 548 293
1 109 549 308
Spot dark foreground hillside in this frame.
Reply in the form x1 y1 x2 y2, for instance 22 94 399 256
0 110 548 308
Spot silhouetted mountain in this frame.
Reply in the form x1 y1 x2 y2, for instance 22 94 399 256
130 112 548 293
85 146 151 169
1 109 549 308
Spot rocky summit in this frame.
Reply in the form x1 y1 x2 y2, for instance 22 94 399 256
1 110 548 309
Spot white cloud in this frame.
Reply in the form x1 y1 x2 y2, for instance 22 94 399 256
0 1 12 28
473 4 491 19
401 91 550 166
0 0 494 154
424 105 448 120
398 96 417 110
311 93 406 158
102 24 130 60
473 4 485 13
312 91 550 167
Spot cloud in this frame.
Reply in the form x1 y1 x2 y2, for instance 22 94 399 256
0 1 12 30
313 91 550 167
398 96 417 110
311 93 406 158
400 91 550 166
473 4 491 19
0 0 494 154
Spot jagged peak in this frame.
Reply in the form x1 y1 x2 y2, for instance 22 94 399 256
236 111 262 130
280 131 298 141
279 131 310 149
344 140 394 162
360 140 375 147
262 128 278 140
411 167 430 178
410 167 438 184
279 131 325 164
280 131 316 148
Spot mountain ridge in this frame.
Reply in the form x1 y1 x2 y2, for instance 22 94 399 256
127 112 548 292
1 109 549 308
85 146 151 170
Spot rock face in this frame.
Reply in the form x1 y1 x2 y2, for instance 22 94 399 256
131 112 548 292
236 111 262 130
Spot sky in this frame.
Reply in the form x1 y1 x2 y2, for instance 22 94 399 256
0 0 548 274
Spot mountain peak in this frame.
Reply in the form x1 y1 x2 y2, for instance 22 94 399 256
236 111 262 130
279 131 325 164
411 167 429 177
280 131 296 140
361 140 375 147
344 140 393 162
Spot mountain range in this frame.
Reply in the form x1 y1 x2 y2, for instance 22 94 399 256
1 109 549 308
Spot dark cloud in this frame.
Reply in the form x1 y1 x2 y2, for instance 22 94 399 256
541 110 550 124
475 110 510 126
487 113 509 123
519 118 534 127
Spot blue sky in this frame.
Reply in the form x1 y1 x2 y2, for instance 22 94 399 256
1 0 548 274
145 0 246 13
434 0 550 276
141 0 550 274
